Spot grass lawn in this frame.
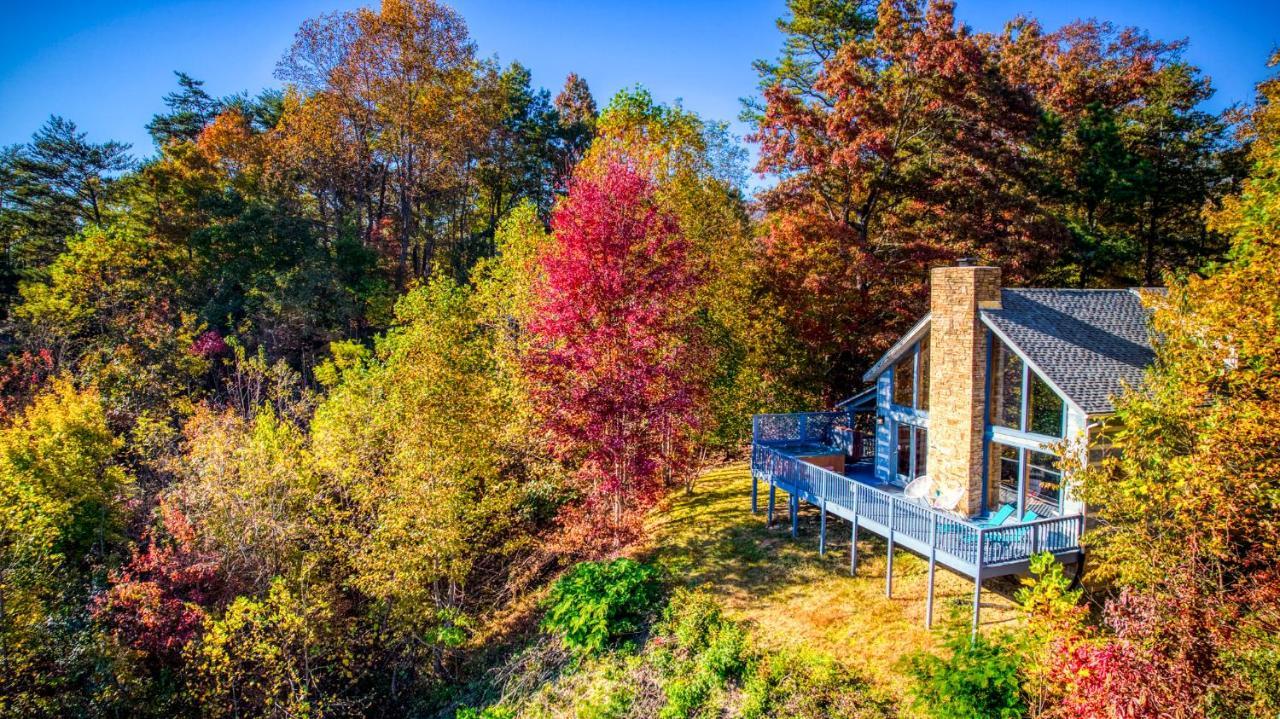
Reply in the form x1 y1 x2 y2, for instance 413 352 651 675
642 462 1021 696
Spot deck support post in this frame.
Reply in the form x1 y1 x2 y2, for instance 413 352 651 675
972 531 985 639
818 500 827 556
783 491 793 537
926 515 938 629
886 501 896 598
751 472 758 514
850 488 860 575
971 576 982 639
766 482 776 528
886 539 894 598
850 521 858 575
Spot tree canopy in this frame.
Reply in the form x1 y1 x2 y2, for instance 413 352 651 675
0 0 1269 715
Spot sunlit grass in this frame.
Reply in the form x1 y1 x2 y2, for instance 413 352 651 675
642 462 1021 698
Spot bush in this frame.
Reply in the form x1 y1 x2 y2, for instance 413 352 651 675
501 589 891 718
654 591 750 719
740 649 893 719
455 706 516 719
661 672 717 719
905 613 1026 719
654 590 891 719
542 558 663 655
659 590 750 682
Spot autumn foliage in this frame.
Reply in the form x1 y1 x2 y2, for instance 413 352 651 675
1029 53 1280 719
94 500 228 662
527 161 706 548
0 0 1271 716
751 0 1234 399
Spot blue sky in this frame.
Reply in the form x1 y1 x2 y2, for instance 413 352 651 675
2 0 1278 163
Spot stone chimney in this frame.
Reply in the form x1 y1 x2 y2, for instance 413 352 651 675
927 264 1001 517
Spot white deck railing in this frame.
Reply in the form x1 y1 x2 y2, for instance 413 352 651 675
751 438 1083 575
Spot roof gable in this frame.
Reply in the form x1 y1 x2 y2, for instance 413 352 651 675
860 313 931 383
981 289 1155 415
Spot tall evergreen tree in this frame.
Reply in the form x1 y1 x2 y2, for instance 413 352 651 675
146 72 222 147
0 117 132 290
743 0 877 120
552 73 597 189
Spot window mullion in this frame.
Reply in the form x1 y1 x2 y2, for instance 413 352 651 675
1020 364 1031 433
910 427 917 478
1017 448 1027 518
1019 365 1031 518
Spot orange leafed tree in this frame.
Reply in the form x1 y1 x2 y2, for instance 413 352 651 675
751 0 1060 398
277 0 491 282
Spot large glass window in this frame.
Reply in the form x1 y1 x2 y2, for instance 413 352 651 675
996 443 1019 508
989 338 1065 438
892 337 929 410
990 340 1023 429
895 424 927 481
987 443 1063 516
896 425 911 477
913 427 928 478
893 353 914 407
1027 451 1062 514
1028 373 1064 437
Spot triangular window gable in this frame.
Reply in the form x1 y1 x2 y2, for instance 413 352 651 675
988 337 1064 438
890 333 929 411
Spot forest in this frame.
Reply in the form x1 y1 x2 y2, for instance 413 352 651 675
0 0 1277 716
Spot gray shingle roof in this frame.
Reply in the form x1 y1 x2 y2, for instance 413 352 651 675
981 289 1155 415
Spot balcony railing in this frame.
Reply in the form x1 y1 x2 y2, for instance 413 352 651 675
750 414 1084 577
752 411 850 446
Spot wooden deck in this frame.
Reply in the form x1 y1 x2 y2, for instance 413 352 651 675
749 412 1085 631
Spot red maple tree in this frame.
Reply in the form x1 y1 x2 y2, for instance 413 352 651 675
94 499 228 663
525 160 706 549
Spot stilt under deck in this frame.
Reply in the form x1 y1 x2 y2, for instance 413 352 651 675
750 441 1084 635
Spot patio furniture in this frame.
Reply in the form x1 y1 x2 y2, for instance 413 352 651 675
940 502 1016 537
980 504 1017 528
904 475 934 502
930 485 965 512
989 510 1042 545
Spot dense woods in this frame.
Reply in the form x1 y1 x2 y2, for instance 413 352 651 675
0 0 1275 716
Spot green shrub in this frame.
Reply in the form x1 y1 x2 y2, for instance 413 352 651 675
455 706 515 719
455 701 514 716
740 649 893 719
574 652 642 719
655 591 892 718
654 590 753 718
660 672 717 719
1213 628 1280 718
660 590 749 681
701 621 750 682
905 614 1026 719
542 558 663 655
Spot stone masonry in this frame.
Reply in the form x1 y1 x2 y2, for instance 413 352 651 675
927 264 1000 517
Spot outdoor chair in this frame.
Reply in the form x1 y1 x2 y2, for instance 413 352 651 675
940 502 1014 537
978 504 1017 528
989 510 1041 545
904 475 934 503
929 485 965 512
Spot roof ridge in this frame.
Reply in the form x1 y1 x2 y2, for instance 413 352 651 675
1003 287 1138 293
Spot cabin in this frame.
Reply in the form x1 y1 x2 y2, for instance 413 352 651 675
749 262 1157 632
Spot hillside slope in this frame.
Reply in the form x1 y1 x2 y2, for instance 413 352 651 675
643 463 1019 694
456 463 1026 718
